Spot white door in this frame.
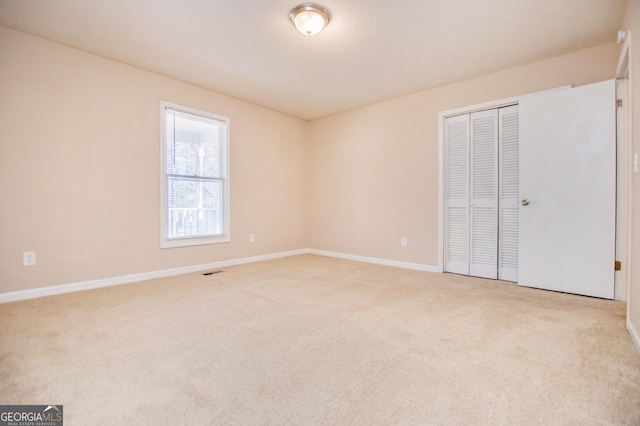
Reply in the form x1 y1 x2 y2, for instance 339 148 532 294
519 80 616 299
498 105 519 282
444 108 515 280
469 110 498 279
444 114 470 275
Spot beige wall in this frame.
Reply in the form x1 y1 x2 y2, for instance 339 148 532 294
308 42 620 267
0 23 627 302
623 0 640 347
0 26 309 293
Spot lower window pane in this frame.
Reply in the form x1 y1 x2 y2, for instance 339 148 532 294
168 177 222 238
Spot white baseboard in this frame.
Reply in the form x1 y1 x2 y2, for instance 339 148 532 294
0 249 309 304
0 248 439 304
628 319 640 355
308 249 439 273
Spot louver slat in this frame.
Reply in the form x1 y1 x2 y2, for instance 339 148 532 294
447 208 468 262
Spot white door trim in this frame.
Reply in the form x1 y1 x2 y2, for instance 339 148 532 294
616 31 635 318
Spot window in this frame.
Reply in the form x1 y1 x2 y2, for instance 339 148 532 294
160 102 230 248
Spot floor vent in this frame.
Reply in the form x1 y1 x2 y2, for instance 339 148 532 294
202 271 224 276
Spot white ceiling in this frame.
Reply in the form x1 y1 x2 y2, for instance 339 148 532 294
0 0 628 120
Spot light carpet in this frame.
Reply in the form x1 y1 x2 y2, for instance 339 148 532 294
1 254 639 425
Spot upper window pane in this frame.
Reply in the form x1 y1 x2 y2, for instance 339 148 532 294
165 111 222 178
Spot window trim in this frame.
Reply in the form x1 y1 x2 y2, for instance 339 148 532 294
160 101 230 248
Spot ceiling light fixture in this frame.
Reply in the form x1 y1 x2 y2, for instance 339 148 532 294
289 3 330 36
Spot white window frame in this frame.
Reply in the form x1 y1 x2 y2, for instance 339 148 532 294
160 101 230 248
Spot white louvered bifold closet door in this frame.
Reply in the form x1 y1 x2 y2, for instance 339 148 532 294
444 114 470 275
498 106 519 282
469 110 498 279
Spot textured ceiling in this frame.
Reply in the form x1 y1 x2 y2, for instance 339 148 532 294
0 0 628 119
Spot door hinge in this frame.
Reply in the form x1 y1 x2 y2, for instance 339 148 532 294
616 99 623 109
615 260 621 271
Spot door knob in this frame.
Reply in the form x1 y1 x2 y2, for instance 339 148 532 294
521 199 529 206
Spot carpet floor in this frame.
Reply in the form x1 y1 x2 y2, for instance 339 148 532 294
1 254 639 425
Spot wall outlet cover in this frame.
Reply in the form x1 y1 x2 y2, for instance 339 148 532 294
23 251 36 266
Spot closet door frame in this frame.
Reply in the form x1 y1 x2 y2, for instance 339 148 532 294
437 87 570 275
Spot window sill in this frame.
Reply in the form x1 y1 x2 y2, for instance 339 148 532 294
160 235 230 249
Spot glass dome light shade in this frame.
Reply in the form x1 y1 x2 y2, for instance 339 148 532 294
290 4 330 36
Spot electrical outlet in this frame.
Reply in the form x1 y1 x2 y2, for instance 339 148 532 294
23 251 36 266
401 237 407 247
249 234 255 243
